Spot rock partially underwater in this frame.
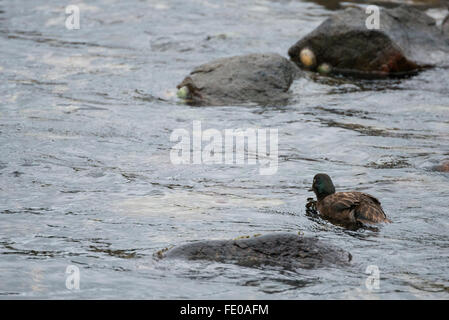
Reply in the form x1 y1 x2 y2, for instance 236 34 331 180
432 160 449 172
157 233 352 269
302 0 449 11
176 53 298 106
288 6 449 78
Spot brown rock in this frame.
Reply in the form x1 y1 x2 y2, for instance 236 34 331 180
288 6 449 78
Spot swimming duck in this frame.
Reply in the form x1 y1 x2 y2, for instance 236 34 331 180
310 173 390 225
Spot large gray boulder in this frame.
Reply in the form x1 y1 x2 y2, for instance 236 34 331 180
157 233 352 269
288 6 449 78
302 0 449 10
176 53 298 106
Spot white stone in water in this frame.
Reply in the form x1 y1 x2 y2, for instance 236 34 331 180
176 86 189 99
299 48 316 68
317 63 332 74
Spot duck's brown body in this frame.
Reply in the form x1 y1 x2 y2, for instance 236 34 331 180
317 191 390 225
311 174 390 226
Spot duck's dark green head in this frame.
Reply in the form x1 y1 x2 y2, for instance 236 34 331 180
310 173 336 200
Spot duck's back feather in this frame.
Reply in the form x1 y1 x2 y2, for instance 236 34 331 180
317 191 390 224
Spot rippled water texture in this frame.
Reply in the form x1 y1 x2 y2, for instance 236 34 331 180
0 0 448 299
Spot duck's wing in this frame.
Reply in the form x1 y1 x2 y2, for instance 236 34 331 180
320 192 390 224
353 192 390 224
319 192 361 222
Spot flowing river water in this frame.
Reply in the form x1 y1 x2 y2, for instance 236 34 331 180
0 0 448 299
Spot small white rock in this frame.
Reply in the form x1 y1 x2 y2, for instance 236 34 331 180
176 86 189 99
317 63 332 74
300 48 316 68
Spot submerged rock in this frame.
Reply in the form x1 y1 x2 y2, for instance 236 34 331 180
176 53 298 106
157 233 351 269
432 160 449 172
288 6 449 78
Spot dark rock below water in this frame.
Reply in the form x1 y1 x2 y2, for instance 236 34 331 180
288 6 449 78
432 160 449 172
176 53 298 106
157 233 352 269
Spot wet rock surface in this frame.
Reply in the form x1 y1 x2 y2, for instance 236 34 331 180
158 233 352 269
288 6 449 77
302 0 449 11
176 53 299 106
443 14 449 36
432 160 449 172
